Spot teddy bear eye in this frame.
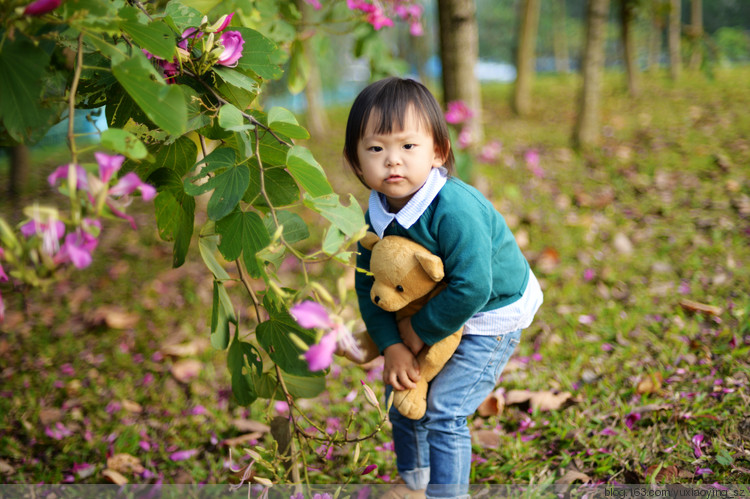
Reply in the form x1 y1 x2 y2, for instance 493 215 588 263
396 285 404 292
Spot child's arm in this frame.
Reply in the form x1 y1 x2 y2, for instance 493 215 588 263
397 317 424 355
383 343 420 390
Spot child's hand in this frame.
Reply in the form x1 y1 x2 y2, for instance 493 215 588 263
383 343 420 391
398 317 425 356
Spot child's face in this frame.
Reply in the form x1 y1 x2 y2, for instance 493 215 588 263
356 107 445 212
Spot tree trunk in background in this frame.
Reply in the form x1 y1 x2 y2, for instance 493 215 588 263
553 0 570 73
668 0 682 80
9 144 29 200
647 2 665 72
437 0 483 144
512 0 541 116
688 0 703 71
296 0 329 138
620 0 640 97
573 0 610 150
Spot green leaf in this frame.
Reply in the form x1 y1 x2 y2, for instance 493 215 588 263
112 53 187 136
218 104 251 132
215 209 270 278
179 0 222 14
210 281 230 349
192 147 236 176
264 210 309 244
322 226 346 255
286 146 333 198
213 67 260 94
287 40 309 95
234 28 284 80
119 7 176 60
254 370 325 400
100 128 148 160
268 107 309 140
0 36 55 143
231 369 257 406
198 229 231 280
716 450 734 466
244 163 300 207
151 167 195 267
164 1 203 32
256 312 316 376
150 135 198 178
257 132 290 166
207 165 251 221
303 192 365 237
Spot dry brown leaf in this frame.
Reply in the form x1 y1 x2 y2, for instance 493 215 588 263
505 389 574 412
232 419 271 433
39 408 63 426
121 400 143 413
88 305 140 329
536 248 560 274
102 468 129 485
472 429 500 449
636 373 663 395
646 464 679 482
107 453 144 474
679 299 723 316
0 458 15 475
477 389 505 417
161 339 209 358
170 359 202 383
223 432 264 447
556 469 591 485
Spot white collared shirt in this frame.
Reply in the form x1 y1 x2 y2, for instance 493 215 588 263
366 168 543 337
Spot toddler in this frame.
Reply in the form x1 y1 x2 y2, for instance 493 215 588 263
345 77 543 499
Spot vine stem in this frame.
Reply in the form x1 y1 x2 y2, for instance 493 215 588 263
66 33 85 225
235 260 262 323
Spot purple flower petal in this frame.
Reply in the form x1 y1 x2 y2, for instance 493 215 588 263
23 0 61 16
445 100 474 125
109 172 156 200
305 331 337 371
169 449 198 462
217 31 244 67
214 12 234 31
696 467 713 475
95 152 125 184
291 301 332 329
360 464 377 475
48 164 89 190
624 412 641 430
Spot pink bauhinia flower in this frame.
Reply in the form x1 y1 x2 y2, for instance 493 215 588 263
217 31 244 67
291 300 364 370
305 331 338 371
20 219 66 257
479 140 503 163
48 163 89 191
23 0 61 16
54 218 101 269
445 100 474 124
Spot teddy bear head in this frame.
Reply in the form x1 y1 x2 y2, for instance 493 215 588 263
360 232 444 312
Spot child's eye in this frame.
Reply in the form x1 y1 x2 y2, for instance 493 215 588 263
368 146 382 152
403 144 415 150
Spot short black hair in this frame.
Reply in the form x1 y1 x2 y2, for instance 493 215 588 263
343 77 454 187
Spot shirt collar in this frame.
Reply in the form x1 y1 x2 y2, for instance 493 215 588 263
368 167 448 238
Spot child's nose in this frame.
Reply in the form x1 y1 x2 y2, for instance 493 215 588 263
385 152 401 166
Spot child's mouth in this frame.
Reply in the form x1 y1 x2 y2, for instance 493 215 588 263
386 175 404 183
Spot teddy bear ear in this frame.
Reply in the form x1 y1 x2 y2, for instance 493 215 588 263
360 232 381 251
414 251 444 282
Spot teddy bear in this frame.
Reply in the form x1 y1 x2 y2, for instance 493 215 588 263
347 232 463 420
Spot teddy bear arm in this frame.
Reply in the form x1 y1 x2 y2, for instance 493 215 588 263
417 328 462 382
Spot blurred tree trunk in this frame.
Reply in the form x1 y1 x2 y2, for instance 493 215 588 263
620 0 640 97
437 0 483 144
688 0 703 70
553 0 570 73
512 0 541 116
668 0 681 80
8 144 29 200
296 0 329 138
573 0 610 150
647 2 665 72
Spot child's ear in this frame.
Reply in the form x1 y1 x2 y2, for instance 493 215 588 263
433 140 450 167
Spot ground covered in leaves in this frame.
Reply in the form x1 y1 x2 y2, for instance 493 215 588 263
1 68 749 486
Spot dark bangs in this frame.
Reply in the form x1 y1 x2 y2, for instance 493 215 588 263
343 77 455 184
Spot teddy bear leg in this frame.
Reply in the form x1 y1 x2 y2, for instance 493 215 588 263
419 329 463 382
393 377 429 420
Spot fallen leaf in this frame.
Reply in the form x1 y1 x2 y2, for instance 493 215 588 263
646 464 679 482
679 299 723 316
472 429 500 449
170 359 202 383
613 233 634 254
121 400 143 413
161 339 210 358
87 305 140 329
102 468 128 485
505 389 574 412
0 459 15 475
107 453 144 474
232 419 271 434
223 432 264 447
556 469 591 485
39 408 63 426
536 247 560 274
477 389 505 417
636 372 663 395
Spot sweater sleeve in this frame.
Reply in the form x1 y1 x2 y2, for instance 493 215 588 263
355 233 402 354
410 197 495 345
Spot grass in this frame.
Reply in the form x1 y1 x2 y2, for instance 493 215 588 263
1 67 749 486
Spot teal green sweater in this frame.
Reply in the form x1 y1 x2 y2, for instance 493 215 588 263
355 177 530 352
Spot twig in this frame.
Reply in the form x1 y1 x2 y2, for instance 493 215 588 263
235 260 262 323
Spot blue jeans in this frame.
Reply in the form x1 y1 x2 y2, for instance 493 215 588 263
386 330 522 499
